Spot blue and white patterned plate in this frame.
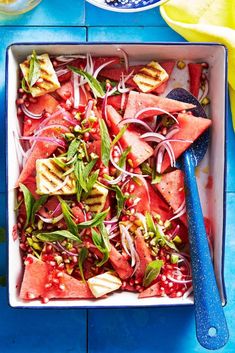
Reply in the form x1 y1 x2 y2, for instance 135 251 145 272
86 0 169 13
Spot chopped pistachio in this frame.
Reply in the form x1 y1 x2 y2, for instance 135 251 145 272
177 60 186 69
171 253 179 264
201 97 210 106
65 132 75 141
173 235 182 244
37 220 44 231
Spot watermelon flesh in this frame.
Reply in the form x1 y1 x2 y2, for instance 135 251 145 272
134 230 152 281
20 255 94 301
161 113 212 172
18 111 71 184
188 63 202 98
23 94 59 136
138 282 161 298
106 105 153 168
124 91 195 120
156 170 187 226
109 245 133 280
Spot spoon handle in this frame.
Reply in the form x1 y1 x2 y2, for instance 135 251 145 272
182 151 229 350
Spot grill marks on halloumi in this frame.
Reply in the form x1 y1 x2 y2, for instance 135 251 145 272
133 61 169 93
36 158 76 195
20 53 60 97
85 184 108 213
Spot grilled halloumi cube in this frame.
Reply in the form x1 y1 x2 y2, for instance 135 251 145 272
36 158 76 195
87 272 122 298
133 61 169 93
20 53 60 97
85 183 108 213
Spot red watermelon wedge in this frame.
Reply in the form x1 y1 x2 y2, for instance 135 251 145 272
99 65 142 83
188 63 202 98
161 113 211 173
134 230 152 281
124 91 195 120
156 170 187 226
106 105 153 167
23 94 59 136
153 61 175 95
107 93 128 111
109 245 133 280
138 282 161 298
20 255 94 301
18 111 70 184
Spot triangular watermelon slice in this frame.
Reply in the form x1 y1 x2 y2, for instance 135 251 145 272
188 63 202 98
161 113 211 172
23 94 59 136
156 170 187 226
107 93 128 111
18 111 71 184
106 105 153 168
20 255 94 301
153 61 175 95
99 65 142 84
138 282 161 298
134 230 152 281
124 91 195 120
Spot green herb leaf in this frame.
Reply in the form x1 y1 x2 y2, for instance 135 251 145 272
68 66 105 98
36 230 81 243
74 160 88 192
143 260 164 287
112 185 128 218
0 227 6 244
141 162 152 176
19 183 35 228
78 247 88 282
54 157 66 169
86 169 99 194
67 139 80 161
21 77 31 93
99 222 111 251
28 50 41 87
155 224 178 251
58 197 79 237
92 228 110 267
99 119 111 167
77 208 109 229
0 275 6 287
145 212 157 234
118 146 131 169
31 195 48 224
111 125 128 147
151 173 162 184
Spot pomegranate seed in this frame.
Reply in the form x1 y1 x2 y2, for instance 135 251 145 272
27 292 36 299
24 256 33 265
161 275 166 282
129 279 134 286
129 184 135 192
16 98 24 105
57 271 63 278
176 291 183 297
52 278 59 284
59 284 66 291
45 283 52 289
42 297 49 304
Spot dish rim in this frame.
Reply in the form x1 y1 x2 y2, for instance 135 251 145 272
5 41 228 308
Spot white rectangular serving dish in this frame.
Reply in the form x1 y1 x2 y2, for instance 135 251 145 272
6 43 227 308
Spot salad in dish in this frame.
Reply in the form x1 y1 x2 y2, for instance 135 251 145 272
13 50 211 303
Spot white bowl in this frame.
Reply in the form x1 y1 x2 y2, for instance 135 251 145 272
86 0 169 13
6 43 227 308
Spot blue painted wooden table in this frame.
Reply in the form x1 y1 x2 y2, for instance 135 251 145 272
0 1 235 352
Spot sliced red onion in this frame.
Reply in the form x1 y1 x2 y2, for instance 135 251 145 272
119 118 153 132
13 131 28 158
135 212 148 233
120 224 137 267
169 206 187 221
117 73 131 93
182 286 193 299
21 104 43 120
167 275 192 284
93 60 116 79
135 107 179 123
55 55 85 62
117 48 129 72
140 131 165 143
19 135 66 148
34 124 70 136
37 213 64 224
104 217 118 225
50 203 62 217
109 230 120 240
85 99 94 120
109 150 148 179
49 175 70 193
170 252 192 276
107 173 124 185
73 72 80 109
173 199 186 215
86 53 94 75
56 241 79 257
56 68 70 77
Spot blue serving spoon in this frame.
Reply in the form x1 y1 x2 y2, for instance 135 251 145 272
167 88 229 350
